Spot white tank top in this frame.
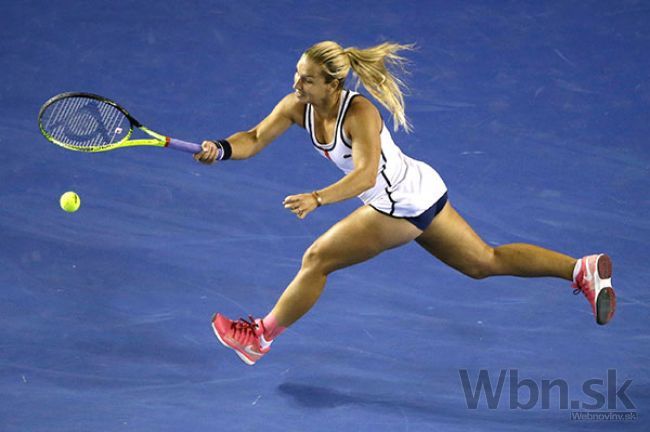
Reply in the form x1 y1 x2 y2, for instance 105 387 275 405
304 89 447 217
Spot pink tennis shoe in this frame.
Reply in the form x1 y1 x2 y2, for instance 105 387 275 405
211 314 270 365
572 254 616 325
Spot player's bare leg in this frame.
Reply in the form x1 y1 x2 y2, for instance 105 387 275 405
212 206 421 364
415 201 615 324
415 201 575 280
269 205 422 327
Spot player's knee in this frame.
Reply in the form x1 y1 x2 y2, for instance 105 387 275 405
462 248 496 280
301 241 332 274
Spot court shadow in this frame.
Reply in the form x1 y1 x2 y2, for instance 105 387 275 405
277 381 441 417
277 381 576 427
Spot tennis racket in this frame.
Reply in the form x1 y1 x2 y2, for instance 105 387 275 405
38 92 202 154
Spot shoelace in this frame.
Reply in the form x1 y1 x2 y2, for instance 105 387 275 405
230 315 259 338
571 280 581 295
572 268 584 295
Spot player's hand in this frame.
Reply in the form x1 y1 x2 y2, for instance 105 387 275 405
283 193 319 219
194 140 219 164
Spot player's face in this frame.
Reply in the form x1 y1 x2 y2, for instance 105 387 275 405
293 56 337 104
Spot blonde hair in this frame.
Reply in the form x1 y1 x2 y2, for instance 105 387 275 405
304 41 415 132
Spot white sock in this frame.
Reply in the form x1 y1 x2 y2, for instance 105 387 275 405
260 334 273 349
572 259 583 283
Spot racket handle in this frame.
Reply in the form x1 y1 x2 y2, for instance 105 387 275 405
167 137 203 154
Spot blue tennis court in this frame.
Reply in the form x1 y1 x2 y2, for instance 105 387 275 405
1 1 648 430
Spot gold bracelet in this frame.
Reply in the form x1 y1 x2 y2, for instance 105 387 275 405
311 190 323 207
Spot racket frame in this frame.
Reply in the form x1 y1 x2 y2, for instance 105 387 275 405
38 92 199 153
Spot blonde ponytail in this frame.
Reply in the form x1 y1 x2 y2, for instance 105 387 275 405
304 41 415 132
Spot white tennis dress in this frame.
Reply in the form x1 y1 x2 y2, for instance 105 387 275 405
304 89 447 217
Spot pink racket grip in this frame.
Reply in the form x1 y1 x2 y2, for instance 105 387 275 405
166 137 203 154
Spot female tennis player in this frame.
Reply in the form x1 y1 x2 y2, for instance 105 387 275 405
197 41 616 365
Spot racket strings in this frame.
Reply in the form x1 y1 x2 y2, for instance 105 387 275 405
41 97 129 149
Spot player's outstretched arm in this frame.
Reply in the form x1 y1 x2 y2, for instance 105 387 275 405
195 93 302 163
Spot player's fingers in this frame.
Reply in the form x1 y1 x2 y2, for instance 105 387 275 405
286 200 304 212
197 141 216 163
195 143 207 162
283 196 297 205
195 141 214 164
207 146 217 163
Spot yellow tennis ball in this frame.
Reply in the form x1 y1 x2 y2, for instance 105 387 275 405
60 191 81 212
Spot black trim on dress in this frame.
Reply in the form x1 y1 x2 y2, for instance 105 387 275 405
308 90 350 152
